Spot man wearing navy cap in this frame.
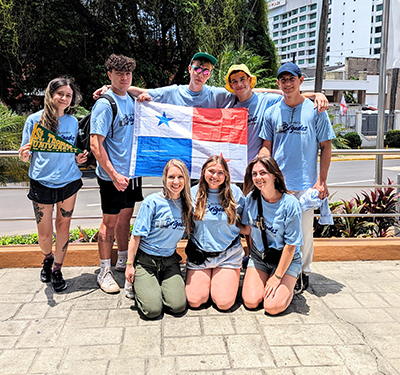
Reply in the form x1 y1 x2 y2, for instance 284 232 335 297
259 62 335 294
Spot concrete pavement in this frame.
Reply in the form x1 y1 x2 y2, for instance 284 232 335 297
1 261 400 375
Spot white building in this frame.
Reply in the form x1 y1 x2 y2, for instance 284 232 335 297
268 0 383 68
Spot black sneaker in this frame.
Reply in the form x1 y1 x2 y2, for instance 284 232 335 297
294 274 303 295
40 257 54 283
302 273 309 291
51 270 67 292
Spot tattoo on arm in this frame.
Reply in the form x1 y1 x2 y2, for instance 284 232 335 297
98 232 114 244
62 240 69 252
33 201 44 224
60 207 73 218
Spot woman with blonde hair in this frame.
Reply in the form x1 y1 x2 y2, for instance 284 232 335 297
19 77 87 292
125 159 193 319
241 155 303 315
185 155 245 311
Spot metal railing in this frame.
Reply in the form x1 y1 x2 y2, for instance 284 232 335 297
1 149 400 223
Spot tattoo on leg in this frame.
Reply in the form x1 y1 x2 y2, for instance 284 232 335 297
98 232 114 244
33 201 44 224
62 240 69 252
60 207 73 218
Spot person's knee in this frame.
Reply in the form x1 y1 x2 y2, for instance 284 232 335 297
187 293 208 308
168 298 187 314
242 290 262 309
212 293 236 311
264 300 287 316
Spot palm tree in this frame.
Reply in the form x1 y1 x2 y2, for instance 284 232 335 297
0 104 29 185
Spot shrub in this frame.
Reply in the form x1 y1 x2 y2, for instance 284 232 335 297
343 132 362 149
384 130 400 148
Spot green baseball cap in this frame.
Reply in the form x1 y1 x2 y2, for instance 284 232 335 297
191 52 217 66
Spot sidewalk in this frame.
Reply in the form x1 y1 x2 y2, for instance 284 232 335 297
1 261 399 375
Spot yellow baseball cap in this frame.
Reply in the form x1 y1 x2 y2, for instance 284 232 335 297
224 64 257 93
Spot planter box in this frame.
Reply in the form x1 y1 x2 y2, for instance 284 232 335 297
0 238 399 268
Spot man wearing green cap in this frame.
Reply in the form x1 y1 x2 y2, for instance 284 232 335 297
225 64 328 163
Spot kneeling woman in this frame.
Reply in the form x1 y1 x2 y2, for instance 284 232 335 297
125 159 193 319
186 155 245 311
241 156 303 315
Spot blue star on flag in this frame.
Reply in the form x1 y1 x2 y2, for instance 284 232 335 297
156 112 173 127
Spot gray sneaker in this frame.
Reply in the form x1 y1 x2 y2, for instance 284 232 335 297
124 279 134 299
97 268 120 294
115 258 127 272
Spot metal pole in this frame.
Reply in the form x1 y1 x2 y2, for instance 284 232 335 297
315 0 329 92
396 173 400 237
375 0 390 184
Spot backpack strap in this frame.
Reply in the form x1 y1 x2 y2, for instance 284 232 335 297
100 93 118 138
256 193 269 252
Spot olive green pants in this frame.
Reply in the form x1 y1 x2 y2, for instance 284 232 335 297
134 249 187 319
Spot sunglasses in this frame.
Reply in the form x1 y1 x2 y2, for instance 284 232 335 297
190 65 211 76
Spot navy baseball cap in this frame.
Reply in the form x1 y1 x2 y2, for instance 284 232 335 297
277 62 302 78
191 52 217 66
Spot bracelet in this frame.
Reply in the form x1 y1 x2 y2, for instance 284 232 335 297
126 262 133 266
112 180 116 184
274 273 283 280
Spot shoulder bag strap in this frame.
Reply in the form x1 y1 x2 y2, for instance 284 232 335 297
257 194 269 252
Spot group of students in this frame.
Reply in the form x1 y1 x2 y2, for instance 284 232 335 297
18 51 334 318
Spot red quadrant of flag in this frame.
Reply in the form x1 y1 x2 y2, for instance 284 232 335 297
192 108 248 145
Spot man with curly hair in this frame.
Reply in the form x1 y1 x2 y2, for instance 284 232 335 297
90 54 143 294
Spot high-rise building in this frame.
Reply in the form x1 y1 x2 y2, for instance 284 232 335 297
268 0 383 68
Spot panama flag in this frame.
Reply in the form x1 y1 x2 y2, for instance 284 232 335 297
130 101 248 182
340 94 347 116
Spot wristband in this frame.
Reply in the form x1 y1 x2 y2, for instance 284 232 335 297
274 273 283 280
126 262 133 266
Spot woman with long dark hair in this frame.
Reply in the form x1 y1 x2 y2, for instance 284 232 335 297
185 155 245 311
19 77 87 292
241 155 303 315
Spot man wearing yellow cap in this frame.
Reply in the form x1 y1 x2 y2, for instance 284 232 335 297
225 64 328 163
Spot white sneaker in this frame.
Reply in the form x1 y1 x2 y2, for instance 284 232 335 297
97 268 120 294
115 258 127 272
124 279 134 299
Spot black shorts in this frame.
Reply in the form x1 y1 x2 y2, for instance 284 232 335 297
97 177 143 215
28 178 83 205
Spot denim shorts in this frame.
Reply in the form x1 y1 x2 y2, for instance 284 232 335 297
98 177 143 215
28 178 83 205
247 245 302 278
186 242 244 270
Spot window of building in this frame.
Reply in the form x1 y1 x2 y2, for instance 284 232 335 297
308 49 315 55
352 30 355 33
352 19 355 23
299 42 306 47
327 46 330 52
292 17 298 23
281 54 286 59
273 32 279 37
375 26 382 33
310 22 316 28
376 15 382 22
372 5 374 11
328 18 331 24
274 15 279 21
282 30 288 36
310 4 317 11
298 59 305 65
291 9 298 15
328 27 331 33
299 33 306 39
291 26 298 32
309 58 315 63
327 37 330 43
273 24 279 29
377 4 383 11
371 16 374 22
298 50 305 56
309 40 315 46
283 13 288 19
282 46 287 51
291 43 297 49
374 48 380 54
310 13 317 20
282 38 287 43
291 35 297 41
326 55 330 62
375 37 381 43
274 40 278 45
282 21 288 27
309 31 316 37
299 24 306 30
300 6 307 12
300 15 307 21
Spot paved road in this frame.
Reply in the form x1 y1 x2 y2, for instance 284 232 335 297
1 159 399 236
0 261 399 374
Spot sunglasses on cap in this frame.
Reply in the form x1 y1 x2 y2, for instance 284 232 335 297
190 65 211 76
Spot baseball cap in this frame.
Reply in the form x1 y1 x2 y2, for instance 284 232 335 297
224 64 257 93
277 62 302 78
191 52 217 67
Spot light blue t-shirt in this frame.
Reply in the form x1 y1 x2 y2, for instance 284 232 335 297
259 98 335 191
132 192 186 257
233 92 282 162
90 90 135 180
148 84 235 108
191 184 245 252
21 110 82 188
242 192 303 256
